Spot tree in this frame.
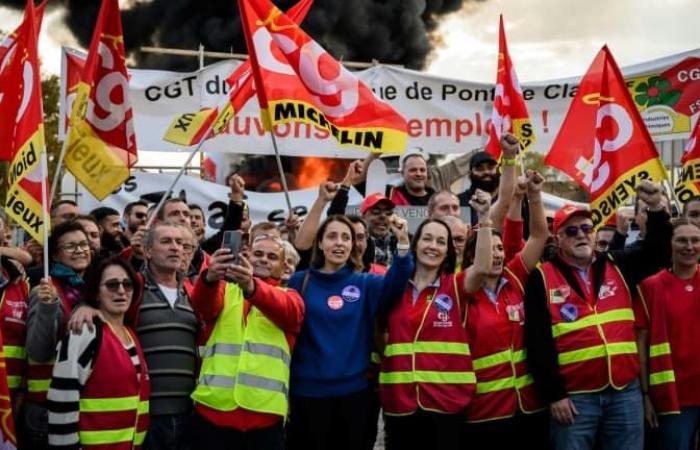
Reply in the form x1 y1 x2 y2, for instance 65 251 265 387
522 151 589 202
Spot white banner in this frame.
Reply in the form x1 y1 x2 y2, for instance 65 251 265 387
60 47 700 158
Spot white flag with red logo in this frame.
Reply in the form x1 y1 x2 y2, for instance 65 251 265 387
237 0 407 153
484 15 535 159
544 45 668 227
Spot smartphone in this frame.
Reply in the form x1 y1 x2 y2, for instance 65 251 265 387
221 230 242 265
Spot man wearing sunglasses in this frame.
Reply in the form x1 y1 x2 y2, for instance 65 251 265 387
188 234 304 449
523 180 672 450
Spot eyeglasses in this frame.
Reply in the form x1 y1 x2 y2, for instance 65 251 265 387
59 241 90 253
368 207 394 216
562 224 595 237
133 212 147 219
101 279 134 293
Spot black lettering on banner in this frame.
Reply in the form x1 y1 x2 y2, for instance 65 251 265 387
145 86 161 101
174 114 195 132
267 206 308 224
591 170 650 226
6 190 43 233
207 201 227 230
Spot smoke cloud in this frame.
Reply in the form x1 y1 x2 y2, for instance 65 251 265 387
6 0 482 70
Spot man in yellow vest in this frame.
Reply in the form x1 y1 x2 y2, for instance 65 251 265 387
189 233 305 449
523 180 671 450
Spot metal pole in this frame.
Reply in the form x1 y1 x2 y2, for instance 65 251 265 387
49 138 69 200
40 152 50 279
268 130 293 214
198 44 205 180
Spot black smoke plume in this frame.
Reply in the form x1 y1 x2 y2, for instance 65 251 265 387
6 0 481 70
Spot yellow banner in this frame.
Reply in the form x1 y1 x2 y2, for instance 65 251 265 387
674 156 700 205
265 100 407 153
163 108 215 146
6 127 48 243
590 158 668 227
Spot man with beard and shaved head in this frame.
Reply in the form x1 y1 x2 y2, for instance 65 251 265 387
457 151 502 224
124 200 149 242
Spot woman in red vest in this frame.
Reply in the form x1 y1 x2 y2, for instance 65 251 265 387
379 189 493 450
461 170 549 450
636 219 700 450
47 257 149 450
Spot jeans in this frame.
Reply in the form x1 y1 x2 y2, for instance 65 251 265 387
144 413 191 450
656 407 700 450
550 380 643 450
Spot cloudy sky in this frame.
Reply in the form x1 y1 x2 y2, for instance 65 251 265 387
429 0 700 82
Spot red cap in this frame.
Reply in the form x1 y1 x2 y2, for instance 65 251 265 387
360 193 395 214
552 204 592 233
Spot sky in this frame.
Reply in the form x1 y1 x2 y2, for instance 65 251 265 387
1 0 699 167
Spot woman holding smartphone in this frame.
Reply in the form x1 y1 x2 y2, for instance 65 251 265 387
286 209 413 450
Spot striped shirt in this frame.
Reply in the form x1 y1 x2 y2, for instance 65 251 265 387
47 323 142 450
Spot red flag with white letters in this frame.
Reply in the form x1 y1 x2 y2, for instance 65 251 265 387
237 0 407 153
544 46 668 227
485 15 535 159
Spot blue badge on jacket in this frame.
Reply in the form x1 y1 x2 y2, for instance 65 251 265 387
434 294 453 312
341 285 361 303
560 303 578 322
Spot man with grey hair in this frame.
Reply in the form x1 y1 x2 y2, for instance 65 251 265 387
428 190 461 220
71 221 198 450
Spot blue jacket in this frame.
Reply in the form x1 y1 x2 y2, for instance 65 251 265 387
288 252 413 397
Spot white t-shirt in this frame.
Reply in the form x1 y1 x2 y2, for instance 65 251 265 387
157 284 179 308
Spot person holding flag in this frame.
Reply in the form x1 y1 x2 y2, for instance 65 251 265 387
523 179 671 450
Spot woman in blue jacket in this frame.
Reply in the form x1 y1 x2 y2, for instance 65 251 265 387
286 211 412 450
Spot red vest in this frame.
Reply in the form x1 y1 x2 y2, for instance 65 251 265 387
0 278 29 396
637 271 682 415
79 325 150 449
389 187 411 206
465 269 544 422
27 281 72 403
539 259 639 393
380 273 476 415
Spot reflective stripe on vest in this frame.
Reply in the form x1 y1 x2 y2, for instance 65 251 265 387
384 341 471 357
4 345 26 359
476 374 534 394
551 308 634 338
558 341 637 365
471 349 533 394
80 428 137 445
648 342 675 386
191 283 291 417
472 349 526 370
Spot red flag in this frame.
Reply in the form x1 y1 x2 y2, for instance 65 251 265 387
0 0 47 158
237 0 407 153
163 0 314 146
485 15 535 159
64 0 138 200
544 45 668 227
674 118 700 203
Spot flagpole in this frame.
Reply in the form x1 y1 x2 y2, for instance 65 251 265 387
49 138 69 200
40 151 50 280
268 130 293 214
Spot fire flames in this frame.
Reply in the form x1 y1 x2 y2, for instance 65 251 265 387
295 157 349 189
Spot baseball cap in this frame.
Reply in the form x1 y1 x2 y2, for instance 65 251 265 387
398 147 428 172
469 151 498 170
360 193 395 215
552 204 592 233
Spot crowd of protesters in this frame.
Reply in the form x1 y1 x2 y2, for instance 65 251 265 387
0 133 697 450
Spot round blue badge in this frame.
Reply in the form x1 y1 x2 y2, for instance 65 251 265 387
341 285 361 303
434 294 453 312
560 303 579 322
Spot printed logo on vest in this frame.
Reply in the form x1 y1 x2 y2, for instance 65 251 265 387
433 294 453 312
559 303 579 322
598 280 618 300
341 285 361 303
550 285 570 304
327 295 344 310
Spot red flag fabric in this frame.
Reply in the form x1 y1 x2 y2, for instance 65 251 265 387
674 118 700 203
237 0 407 153
64 0 138 200
485 15 535 159
163 0 314 146
544 45 668 227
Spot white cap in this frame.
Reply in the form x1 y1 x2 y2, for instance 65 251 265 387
398 147 428 172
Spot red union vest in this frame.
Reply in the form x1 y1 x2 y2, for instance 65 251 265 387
465 268 544 422
27 281 72 403
637 271 682 415
78 324 150 449
388 186 411 206
539 258 639 393
0 278 29 396
380 273 476 415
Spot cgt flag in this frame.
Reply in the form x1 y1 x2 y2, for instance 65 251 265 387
485 15 535 159
1 0 50 248
544 45 668 227
163 0 314 147
674 118 700 204
237 0 408 153
63 0 137 200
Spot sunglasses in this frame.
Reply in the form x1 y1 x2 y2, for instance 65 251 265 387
368 207 394 216
102 279 134 293
133 212 147 219
562 224 595 237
